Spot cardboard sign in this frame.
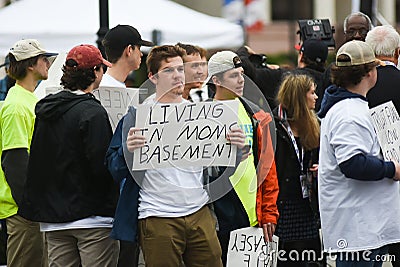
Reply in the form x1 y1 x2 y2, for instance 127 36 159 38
133 100 239 170
92 86 139 131
41 86 138 132
227 227 278 267
370 101 400 162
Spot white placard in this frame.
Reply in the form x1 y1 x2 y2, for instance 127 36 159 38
92 86 139 131
133 100 239 170
227 227 278 267
370 101 400 162
35 52 67 100
42 86 139 132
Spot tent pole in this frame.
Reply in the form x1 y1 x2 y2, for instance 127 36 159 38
96 0 109 57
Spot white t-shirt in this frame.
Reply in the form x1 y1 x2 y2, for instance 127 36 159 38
318 98 400 252
99 73 126 88
138 166 209 218
137 97 209 218
40 216 113 232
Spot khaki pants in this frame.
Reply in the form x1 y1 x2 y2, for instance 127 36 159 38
6 214 46 267
139 206 222 267
45 228 119 267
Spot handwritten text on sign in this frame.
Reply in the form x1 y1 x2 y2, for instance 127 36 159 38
370 101 400 162
133 100 239 170
227 227 278 267
93 86 139 131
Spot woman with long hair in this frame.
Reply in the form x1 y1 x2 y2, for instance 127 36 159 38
273 73 323 267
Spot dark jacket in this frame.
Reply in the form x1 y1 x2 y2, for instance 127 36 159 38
273 107 318 201
367 65 400 111
237 47 326 112
237 47 285 110
211 98 279 234
19 90 118 223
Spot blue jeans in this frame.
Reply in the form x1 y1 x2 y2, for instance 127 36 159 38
336 246 389 267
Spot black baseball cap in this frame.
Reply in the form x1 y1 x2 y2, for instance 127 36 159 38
297 39 328 63
103 25 154 50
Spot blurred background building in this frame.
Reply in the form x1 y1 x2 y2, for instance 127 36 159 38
172 0 397 54
0 0 397 82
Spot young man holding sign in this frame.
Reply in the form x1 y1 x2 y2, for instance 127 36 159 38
207 50 279 266
106 45 247 267
318 40 400 266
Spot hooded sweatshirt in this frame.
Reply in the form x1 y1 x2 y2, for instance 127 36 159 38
19 90 118 223
318 85 394 181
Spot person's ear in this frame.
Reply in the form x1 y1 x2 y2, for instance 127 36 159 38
212 76 220 85
124 45 132 57
298 52 305 63
149 72 158 85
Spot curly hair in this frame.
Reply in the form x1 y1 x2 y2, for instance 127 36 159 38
60 59 98 91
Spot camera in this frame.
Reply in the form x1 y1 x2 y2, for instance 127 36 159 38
297 19 336 48
249 53 268 68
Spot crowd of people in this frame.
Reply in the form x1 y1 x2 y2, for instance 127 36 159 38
0 10 400 267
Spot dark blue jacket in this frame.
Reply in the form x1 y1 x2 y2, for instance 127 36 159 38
106 107 144 242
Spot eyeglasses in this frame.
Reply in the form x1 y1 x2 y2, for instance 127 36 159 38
345 28 368 37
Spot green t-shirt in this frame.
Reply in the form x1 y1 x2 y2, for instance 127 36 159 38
229 101 258 226
0 84 38 219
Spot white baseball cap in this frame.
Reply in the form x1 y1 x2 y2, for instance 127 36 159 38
206 51 242 84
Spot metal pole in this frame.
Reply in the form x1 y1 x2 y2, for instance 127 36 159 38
96 0 109 57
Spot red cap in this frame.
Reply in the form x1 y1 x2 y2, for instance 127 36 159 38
66 44 112 69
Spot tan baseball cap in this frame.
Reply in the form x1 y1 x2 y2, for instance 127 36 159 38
336 40 382 67
9 39 58 61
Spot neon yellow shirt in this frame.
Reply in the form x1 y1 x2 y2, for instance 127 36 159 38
0 84 38 219
229 100 258 226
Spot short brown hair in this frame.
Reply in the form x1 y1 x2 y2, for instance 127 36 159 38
7 53 40 80
331 54 377 88
146 45 186 75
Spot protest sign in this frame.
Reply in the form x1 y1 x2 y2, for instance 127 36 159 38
92 86 139 131
227 227 278 267
42 86 138 132
133 100 239 170
370 101 400 162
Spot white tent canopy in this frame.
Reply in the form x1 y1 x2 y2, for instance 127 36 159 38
0 0 245 55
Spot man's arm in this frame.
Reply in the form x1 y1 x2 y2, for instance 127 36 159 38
339 153 395 180
106 116 131 184
2 148 28 206
259 159 279 242
254 110 279 242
